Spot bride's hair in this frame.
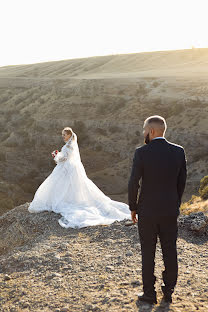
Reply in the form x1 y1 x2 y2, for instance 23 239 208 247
63 127 73 135
62 127 75 140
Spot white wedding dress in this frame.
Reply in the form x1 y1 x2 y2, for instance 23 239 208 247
28 132 130 228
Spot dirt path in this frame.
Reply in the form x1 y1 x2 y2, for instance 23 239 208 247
0 205 207 311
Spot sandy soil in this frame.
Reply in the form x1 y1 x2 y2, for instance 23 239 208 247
0 204 208 312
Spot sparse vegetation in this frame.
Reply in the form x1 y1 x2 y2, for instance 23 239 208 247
95 145 102 151
136 82 148 95
0 49 208 217
0 152 6 161
4 140 18 148
20 183 37 194
180 195 208 215
187 97 203 108
152 80 160 87
97 96 126 115
131 137 139 145
0 197 14 214
109 126 120 133
199 175 208 200
180 176 208 215
72 120 89 144
95 128 107 136
97 103 108 115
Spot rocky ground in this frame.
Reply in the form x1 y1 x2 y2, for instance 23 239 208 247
0 204 208 312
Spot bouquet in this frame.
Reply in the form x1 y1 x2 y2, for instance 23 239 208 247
51 150 59 158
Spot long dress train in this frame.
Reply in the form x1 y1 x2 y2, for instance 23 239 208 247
28 132 130 228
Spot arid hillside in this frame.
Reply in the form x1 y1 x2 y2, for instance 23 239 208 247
0 48 208 215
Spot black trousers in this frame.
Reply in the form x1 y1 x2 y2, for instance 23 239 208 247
138 216 178 296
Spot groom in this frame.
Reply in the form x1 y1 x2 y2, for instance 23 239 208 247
128 115 187 304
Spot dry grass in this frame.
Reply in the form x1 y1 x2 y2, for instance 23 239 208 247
0 49 208 215
181 195 208 215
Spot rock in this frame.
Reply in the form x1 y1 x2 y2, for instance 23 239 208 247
190 218 207 232
63 252 73 258
126 251 133 256
60 308 69 312
1 196 208 311
54 273 62 277
54 255 61 260
22 302 29 308
62 265 72 271
178 212 208 234
102 297 110 304
120 282 129 286
116 261 123 265
105 265 114 272
46 272 62 280
4 274 11 281
131 280 140 287
85 304 101 311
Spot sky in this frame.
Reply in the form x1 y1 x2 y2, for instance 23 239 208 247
0 0 208 67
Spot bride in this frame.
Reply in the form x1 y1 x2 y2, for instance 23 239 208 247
28 127 130 228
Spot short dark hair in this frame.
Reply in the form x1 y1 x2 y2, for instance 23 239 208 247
145 115 167 131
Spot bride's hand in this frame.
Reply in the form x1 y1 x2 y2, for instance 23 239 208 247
51 150 59 158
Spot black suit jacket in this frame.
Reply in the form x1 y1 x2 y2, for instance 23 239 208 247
128 138 187 216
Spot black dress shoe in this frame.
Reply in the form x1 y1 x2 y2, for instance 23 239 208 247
161 286 172 303
138 293 157 304
163 293 172 303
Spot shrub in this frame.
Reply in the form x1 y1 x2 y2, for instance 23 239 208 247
0 152 6 161
73 120 86 132
95 145 102 152
136 83 148 95
97 103 109 115
152 81 160 87
109 126 120 133
39 97 45 104
180 195 206 215
111 98 126 112
0 94 10 104
0 198 14 215
171 103 185 115
95 128 107 136
72 120 88 144
4 140 18 147
97 97 126 115
199 175 208 200
131 137 140 145
21 183 36 194
181 195 198 210
200 186 208 200
188 97 202 108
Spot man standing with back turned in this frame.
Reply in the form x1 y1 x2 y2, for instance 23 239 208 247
128 115 187 304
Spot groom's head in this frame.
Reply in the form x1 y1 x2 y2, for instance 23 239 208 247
143 115 167 144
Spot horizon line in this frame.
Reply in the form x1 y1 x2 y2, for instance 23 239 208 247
1 46 208 69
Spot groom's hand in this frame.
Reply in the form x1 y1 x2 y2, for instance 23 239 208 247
131 210 138 224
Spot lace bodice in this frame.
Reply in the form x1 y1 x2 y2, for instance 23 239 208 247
54 140 74 164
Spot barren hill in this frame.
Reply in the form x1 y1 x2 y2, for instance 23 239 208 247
0 48 208 215
1 48 208 78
